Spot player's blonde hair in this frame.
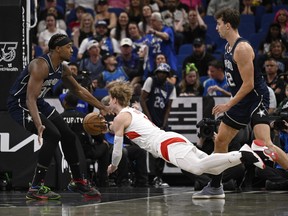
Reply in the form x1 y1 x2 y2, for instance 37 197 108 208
107 81 133 107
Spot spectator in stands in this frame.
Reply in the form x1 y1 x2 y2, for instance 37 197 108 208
97 51 145 88
206 0 239 16
128 22 147 53
67 5 86 31
66 0 97 11
260 0 273 13
258 23 287 55
257 39 288 75
145 12 178 80
37 6 67 36
38 0 64 22
171 0 190 12
127 0 142 24
95 0 117 31
61 92 110 187
179 0 202 11
110 11 130 43
116 38 141 70
108 0 130 10
176 63 203 96
183 7 207 44
72 12 95 48
161 0 187 52
53 62 80 97
151 0 165 11
78 40 104 82
203 60 231 97
274 9 288 44
263 58 286 106
38 14 67 54
140 63 177 188
77 20 121 59
182 38 216 77
143 0 162 12
153 53 178 85
59 71 94 114
240 0 256 15
138 5 153 35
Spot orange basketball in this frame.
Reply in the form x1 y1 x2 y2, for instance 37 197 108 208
83 112 107 135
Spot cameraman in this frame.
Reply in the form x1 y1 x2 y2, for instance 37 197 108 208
182 117 246 191
255 100 288 190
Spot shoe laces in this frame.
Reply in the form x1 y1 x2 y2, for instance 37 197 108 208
38 185 51 193
31 183 51 194
74 179 91 187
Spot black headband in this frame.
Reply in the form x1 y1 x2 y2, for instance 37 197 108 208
50 37 71 49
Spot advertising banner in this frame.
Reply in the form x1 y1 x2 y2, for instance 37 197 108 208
0 0 28 110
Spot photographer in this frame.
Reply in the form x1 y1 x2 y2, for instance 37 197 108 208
182 117 246 191
255 99 288 190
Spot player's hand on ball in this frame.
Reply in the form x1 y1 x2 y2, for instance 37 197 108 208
83 112 108 135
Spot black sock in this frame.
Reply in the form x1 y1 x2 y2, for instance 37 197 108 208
31 165 48 187
70 163 82 180
210 173 223 188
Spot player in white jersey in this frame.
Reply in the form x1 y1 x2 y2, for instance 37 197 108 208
105 81 265 178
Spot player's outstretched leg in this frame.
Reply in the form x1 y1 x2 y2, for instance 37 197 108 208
192 144 264 199
251 139 279 162
239 144 265 169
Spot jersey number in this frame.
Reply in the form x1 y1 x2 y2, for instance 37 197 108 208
226 72 236 87
154 96 165 109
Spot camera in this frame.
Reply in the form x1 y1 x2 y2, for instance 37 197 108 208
271 112 288 131
196 118 221 138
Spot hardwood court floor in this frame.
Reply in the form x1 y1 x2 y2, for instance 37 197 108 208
0 187 287 216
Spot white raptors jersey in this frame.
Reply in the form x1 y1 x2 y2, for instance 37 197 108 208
121 107 191 159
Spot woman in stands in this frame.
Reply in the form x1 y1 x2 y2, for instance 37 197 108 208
274 9 288 43
177 63 203 96
72 13 95 48
110 11 130 43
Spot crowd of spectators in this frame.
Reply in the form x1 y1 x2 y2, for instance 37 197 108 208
31 0 288 190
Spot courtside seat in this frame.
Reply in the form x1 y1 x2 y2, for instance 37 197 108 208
248 32 266 53
108 7 125 17
93 88 109 100
178 43 193 56
259 13 275 33
273 4 288 13
66 7 95 25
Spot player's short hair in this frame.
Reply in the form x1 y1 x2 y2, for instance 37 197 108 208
214 7 240 29
48 34 71 50
107 81 133 107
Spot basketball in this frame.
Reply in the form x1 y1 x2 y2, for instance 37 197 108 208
83 112 107 135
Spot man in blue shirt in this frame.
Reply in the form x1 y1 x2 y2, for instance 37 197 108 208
144 12 178 79
203 60 231 96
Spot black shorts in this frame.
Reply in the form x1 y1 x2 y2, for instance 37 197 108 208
222 95 270 130
7 96 55 129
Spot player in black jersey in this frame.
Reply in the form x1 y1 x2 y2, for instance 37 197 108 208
193 8 288 199
7 34 110 200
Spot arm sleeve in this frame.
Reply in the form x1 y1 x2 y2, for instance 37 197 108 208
111 135 123 167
